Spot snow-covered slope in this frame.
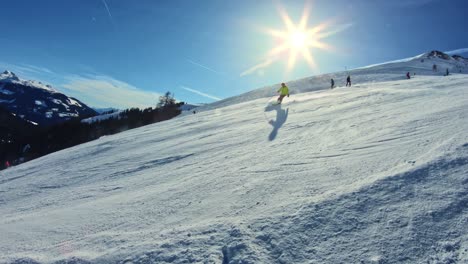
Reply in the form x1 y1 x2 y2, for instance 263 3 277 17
0 71 97 126
1 66 467 263
178 103 199 112
81 110 123 124
197 50 468 112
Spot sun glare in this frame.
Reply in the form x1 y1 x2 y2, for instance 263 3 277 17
260 5 337 73
241 4 350 77
290 31 307 48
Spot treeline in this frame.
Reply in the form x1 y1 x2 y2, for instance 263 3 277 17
1 92 184 170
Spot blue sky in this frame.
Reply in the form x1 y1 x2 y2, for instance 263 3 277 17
1 0 467 109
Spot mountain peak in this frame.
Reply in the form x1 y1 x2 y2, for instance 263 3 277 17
0 70 20 82
0 71 97 126
452 54 468 61
0 70 58 92
426 50 452 60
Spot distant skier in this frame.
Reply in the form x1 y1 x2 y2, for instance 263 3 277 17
406 72 411 79
446 68 449 76
277 83 289 104
330 78 335 89
4 160 10 168
433 64 437 72
346 75 351 87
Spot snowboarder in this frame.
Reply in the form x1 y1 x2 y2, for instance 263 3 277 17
406 72 411 79
346 75 351 87
277 83 289 104
331 78 335 89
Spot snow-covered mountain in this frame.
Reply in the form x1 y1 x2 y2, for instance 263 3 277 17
194 50 468 112
0 52 467 263
0 71 97 126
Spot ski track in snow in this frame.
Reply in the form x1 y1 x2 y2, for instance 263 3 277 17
0 72 468 262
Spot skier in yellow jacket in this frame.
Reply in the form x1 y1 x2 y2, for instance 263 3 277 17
277 83 289 104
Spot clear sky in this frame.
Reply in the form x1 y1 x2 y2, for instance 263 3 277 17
1 0 467 109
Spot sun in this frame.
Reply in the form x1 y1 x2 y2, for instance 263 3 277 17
262 5 333 73
290 31 308 49
241 5 349 77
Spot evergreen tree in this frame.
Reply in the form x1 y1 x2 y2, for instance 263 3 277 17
157 91 176 108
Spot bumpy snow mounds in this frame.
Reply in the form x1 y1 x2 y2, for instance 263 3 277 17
1 74 467 263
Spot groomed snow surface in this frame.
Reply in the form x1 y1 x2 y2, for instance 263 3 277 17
1 74 468 263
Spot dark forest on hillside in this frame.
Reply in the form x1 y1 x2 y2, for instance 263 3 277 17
1 92 184 170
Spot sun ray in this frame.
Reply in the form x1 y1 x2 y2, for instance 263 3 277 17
311 40 333 51
301 48 317 69
315 23 354 39
298 8 309 30
277 7 296 32
308 22 328 36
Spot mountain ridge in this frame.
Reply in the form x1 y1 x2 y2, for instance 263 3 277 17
0 70 97 127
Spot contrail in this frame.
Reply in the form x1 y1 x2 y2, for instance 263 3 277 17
316 23 353 39
181 85 222 101
187 59 224 75
240 59 275 77
101 0 114 23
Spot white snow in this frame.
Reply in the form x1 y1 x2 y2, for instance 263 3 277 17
0 63 467 263
67 98 82 107
27 120 39 126
194 52 468 113
0 85 14 95
58 112 79 118
51 99 62 105
81 110 122 124
179 103 200 112
0 71 57 92
35 100 46 107
355 52 426 69
50 99 71 110
27 81 56 92
0 98 15 104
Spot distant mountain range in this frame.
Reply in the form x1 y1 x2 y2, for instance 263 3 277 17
0 70 97 127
